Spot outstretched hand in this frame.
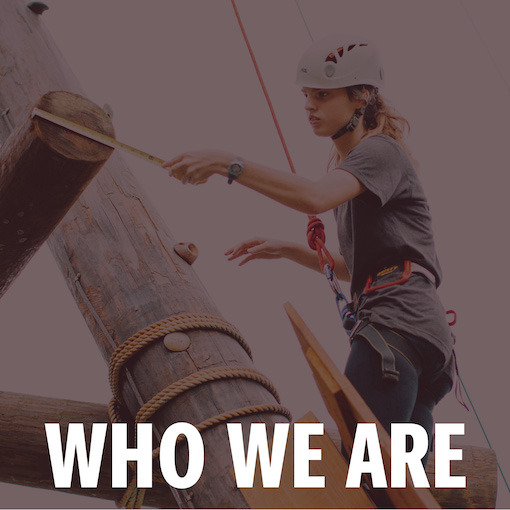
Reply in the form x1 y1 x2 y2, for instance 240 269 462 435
162 150 233 185
225 238 286 266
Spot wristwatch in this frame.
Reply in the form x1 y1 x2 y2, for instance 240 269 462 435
227 156 244 184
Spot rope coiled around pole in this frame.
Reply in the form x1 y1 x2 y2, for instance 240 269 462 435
107 313 291 508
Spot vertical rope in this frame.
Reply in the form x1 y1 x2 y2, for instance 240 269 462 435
459 375 510 494
457 0 510 95
294 0 314 42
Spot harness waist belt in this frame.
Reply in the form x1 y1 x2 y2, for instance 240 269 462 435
353 261 436 310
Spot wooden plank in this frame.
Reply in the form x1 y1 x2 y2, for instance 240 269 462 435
0 91 113 298
284 302 441 509
240 411 376 509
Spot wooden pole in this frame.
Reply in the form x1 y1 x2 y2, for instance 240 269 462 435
0 1 287 507
0 91 113 298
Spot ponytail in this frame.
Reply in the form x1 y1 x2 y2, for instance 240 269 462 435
329 85 414 169
348 85 410 145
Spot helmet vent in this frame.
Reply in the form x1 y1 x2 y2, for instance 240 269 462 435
325 52 337 64
348 44 356 51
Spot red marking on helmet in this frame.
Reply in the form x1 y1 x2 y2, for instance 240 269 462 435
325 52 337 63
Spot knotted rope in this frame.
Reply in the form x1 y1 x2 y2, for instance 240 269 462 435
107 313 291 508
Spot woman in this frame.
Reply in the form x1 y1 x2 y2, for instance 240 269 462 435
163 35 454 461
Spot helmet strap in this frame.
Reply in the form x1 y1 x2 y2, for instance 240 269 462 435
331 105 366 140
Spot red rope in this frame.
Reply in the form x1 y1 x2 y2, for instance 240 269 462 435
230 0 296 175
231 0 335 271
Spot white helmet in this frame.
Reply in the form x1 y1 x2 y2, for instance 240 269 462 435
296 35 384 90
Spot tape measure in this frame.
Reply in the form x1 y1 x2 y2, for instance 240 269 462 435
31 108 165 167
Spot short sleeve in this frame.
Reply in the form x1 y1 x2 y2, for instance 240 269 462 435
338 135 405 206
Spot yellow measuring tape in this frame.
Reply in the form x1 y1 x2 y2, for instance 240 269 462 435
31 108 165 167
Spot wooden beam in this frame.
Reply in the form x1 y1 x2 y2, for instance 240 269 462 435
0 2 286 507
1 391 496 509
325 428 497 509
284 302 441 509
0 91 113 298
426 446 497 509
0 391 175 508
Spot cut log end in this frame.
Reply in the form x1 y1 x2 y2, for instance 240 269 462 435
33 91 114 162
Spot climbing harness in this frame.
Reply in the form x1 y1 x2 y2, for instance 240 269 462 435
351 322 424 382
363 260 436 294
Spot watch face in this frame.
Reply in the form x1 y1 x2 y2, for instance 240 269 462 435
230 163 242 175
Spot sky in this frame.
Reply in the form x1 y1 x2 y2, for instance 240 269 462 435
1 0 509 507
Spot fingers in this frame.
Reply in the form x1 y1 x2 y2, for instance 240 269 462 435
238 252 279 266
225 239 264 260
163 154 194 183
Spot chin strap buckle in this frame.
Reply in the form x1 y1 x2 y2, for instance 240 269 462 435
331 105 366 140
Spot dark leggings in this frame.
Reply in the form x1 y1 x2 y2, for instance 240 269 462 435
344 330 451 466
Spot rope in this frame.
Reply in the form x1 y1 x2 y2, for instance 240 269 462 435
135 366 282 423
109 313 251 401
458 0 510 95
294 0 314 42
458 375 510 495
108 312 291 508
116 403 292 508
230 0 337 273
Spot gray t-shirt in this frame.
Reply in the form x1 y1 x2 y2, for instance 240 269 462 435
334 134 454 365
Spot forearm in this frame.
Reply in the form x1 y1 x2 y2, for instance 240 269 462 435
282 242 351 281
218 160 323 214
164 151 364 214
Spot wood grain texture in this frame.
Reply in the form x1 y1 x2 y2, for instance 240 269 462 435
0 1 287 507
241 412 376 509
426 445 497 508
325 427 497 509
0 91 113 297
0 391 174 508
284 302 441 509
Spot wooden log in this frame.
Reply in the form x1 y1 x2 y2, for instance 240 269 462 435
0 1 287 507
325 427 498 509
0 91 114 298
0 391 175 508
426 445 498 509
0 390 497 510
